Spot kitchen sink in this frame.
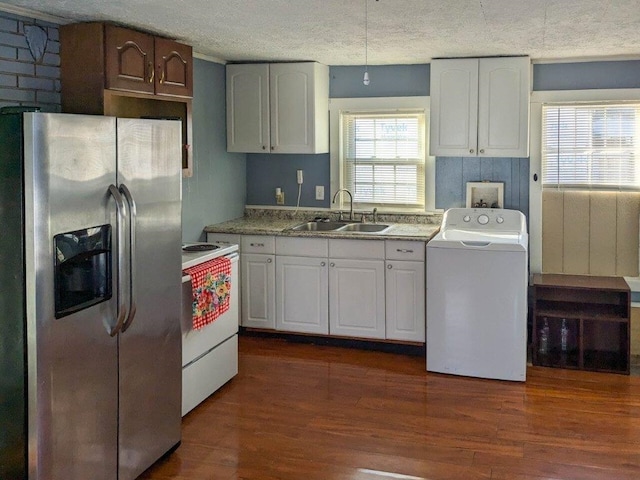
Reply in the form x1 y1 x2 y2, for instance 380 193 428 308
336 223 391 233
290 221 348 231
289 221 391 234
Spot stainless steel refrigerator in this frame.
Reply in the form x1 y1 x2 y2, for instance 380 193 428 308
0 111 182 480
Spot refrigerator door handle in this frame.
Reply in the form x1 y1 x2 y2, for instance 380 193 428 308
108 184 129 336
119 183 138 333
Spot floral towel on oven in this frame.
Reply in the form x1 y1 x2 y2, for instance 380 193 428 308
183 256 232 330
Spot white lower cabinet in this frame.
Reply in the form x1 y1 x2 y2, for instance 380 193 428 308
329 258 386 339
385 240 426 342
235 234 426 343
275 255 328 334
385 260 425 342
241 253 275 329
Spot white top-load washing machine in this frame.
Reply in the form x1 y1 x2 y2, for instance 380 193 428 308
426 208 528 381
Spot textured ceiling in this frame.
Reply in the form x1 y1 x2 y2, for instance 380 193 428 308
2 0 640 65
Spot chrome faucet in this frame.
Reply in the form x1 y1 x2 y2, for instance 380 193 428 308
332 188 354 221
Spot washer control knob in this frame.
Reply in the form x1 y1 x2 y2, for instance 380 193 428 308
463 215 471 222
478 214 489 225
496 216 504 224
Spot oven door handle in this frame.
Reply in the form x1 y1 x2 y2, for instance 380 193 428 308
181 252 239 284
108 184 129 337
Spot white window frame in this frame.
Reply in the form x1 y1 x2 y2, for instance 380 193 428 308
530 89 640 276
329 96 436 213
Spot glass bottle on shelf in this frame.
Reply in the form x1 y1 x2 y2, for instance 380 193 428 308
560 318 569 353
538 317 549 356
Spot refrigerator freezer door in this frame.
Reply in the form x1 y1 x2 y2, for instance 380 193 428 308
116 118 182 480
23 113 119 479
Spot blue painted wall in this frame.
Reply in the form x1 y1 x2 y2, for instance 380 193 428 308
435 157 529 214
246 153 330 208
533 60 640 91
182 59 246 241
330 64 429 98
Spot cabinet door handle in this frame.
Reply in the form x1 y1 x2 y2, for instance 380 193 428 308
387 264 393 269
250 243 265 247
469 149 474 154
397 249 414 253
267 258 272 263
320 261 326 266
148 62 154 83
479 149 485 154
262 146 266 150
270 146 275 150
159 68 165 84
330 262 335 267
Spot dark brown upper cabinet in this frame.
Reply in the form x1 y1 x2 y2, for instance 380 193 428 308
103 24 192 97
154 36 192 97
105 25 156 94
60 22 194 176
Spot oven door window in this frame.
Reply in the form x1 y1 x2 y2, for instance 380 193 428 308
54 225 112 319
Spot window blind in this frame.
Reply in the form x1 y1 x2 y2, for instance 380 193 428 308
341 110 425 209
542 103 640 189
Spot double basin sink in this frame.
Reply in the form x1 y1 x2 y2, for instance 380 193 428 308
289 220 391 234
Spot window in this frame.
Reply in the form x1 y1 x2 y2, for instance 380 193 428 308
329 97 433 212
342 111 425 209
542 103 640 189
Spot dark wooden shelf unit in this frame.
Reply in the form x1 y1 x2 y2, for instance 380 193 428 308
532 274 630 374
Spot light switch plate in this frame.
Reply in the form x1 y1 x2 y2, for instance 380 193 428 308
315 185 324 200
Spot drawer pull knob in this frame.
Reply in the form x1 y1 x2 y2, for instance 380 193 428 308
267 258 272 263
387 264 393 269
321 261 326 266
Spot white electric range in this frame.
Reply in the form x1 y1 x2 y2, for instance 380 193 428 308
181 242 239 416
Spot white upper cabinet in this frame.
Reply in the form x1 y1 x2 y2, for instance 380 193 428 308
226 64 270 153
226 62 329 154
430 56 530 158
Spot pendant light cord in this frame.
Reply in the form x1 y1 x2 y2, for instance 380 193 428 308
365 0 368 69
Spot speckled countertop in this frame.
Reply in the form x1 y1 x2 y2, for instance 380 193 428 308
204 208 442 242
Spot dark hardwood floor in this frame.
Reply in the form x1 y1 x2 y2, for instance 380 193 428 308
141 336 640 480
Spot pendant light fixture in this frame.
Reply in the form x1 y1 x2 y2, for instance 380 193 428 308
363 0 370 85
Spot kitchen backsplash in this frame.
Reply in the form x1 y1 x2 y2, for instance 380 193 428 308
435 156 529 218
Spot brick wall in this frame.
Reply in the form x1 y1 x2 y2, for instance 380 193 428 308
0 11 60 112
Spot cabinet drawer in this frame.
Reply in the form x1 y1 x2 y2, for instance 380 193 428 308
276 237 328 257
329 239 385 259
242 235 276 254
385 241 425 261
206 233 241 247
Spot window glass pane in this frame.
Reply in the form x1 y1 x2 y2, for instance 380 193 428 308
342 110 426 208
542 103 640 189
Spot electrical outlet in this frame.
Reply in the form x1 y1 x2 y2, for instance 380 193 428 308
315 185 324 201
